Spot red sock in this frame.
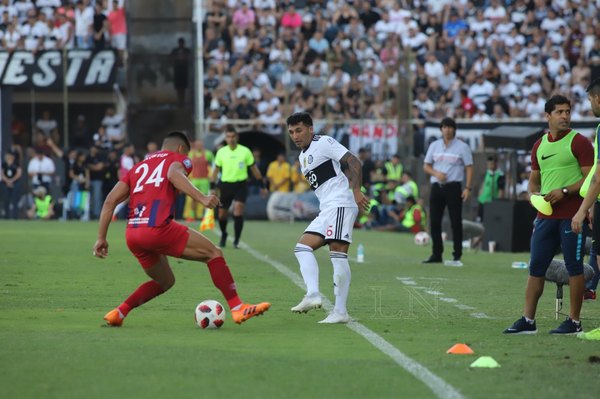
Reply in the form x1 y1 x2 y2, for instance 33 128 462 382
207 257 242 309
118 280 165 317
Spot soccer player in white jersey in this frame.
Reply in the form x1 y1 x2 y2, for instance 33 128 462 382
287 112 370 323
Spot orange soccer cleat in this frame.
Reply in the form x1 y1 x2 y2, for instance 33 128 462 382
103 309 125 327
231 302 271 324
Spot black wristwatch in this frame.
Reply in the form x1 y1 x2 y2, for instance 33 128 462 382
561 187 568 196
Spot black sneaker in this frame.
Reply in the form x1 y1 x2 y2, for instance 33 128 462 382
422 256 442 264
503 316 537 334
549 317 582 335
219 232 228 248
233 240 239 249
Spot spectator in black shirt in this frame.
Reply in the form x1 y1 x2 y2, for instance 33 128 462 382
102 149 120 200
86 146 105 219
359 1 380 30
93 3 108 50
1 151 22 219
172 37 191 107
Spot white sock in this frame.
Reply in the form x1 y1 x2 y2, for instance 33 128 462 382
294 243 319 296
330 251 351 315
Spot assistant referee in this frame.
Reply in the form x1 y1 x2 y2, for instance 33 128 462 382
211 126 268 248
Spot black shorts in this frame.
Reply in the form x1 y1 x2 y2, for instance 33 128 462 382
219 181 248 209
593 202 600 253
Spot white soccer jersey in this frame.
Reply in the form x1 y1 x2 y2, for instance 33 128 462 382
298 135 357 210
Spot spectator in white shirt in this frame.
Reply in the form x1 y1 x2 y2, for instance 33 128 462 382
509 62 527 86
521 75 542 97
472 104 491 121
2 22 21 50
36 110 59 141
101 107 125 147
540 8 565 32
373 11 395 42
13 0 34 23
253 0 275 10
545 48 569 79
483 0 506 23
258 105 282 136
524 92 545 118
469 9 492 34
74 0 93 49
235 79 262 101
27 147 55 192
423 52 444 79
0 0 17 20
468 74 494 106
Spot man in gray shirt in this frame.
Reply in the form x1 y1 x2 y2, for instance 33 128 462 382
422 117 473 266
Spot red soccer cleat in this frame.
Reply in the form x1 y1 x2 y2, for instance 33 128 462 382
583 289 596 301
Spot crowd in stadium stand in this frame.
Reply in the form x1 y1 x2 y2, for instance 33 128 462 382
202 0 600 125
0 0 126 52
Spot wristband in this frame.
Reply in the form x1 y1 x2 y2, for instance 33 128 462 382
465 187 472 191
210 182 216 190
259 179 266 189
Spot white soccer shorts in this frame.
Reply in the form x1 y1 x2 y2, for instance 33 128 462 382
305 206 358 243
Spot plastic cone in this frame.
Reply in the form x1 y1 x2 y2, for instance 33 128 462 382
199 208 215 231
469 356 500 368
446 343 474 355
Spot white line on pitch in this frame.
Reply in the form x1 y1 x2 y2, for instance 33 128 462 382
232 238 464 399
396 277 493 319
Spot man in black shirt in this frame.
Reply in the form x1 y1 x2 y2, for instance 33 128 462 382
86 146 105 219
93 3 108 50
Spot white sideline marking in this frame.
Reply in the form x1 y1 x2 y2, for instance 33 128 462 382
396 277 492 319
235 240 464 399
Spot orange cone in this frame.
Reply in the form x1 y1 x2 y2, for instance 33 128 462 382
199 208 215 231
446 343 474 355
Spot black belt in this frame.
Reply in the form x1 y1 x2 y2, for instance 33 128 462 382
433 181 461 187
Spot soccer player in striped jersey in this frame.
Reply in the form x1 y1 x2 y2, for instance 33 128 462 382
287 112 369 323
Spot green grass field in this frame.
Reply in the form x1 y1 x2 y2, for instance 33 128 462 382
1 220 599 399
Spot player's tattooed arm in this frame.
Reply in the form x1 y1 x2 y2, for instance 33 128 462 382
340 151 362 191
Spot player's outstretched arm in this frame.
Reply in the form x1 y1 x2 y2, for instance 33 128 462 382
167 162 220 208
340 151 370 212
94 181 129 258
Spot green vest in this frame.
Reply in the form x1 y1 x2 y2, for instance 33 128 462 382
580 124 600 198
395 180 419 201
478 170 503 203
35 195 52 218
384 162 403 182
401 204 425 229
537 130 582 195
359 198 380 225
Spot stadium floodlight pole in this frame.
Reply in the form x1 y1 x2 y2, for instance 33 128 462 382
194 0 205 140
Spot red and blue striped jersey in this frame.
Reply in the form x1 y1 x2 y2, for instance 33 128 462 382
120 150 193 227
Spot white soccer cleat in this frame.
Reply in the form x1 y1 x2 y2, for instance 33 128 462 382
444 260 463 267
318 310 351 324
291 294 323 313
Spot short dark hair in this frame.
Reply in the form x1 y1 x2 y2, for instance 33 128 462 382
224 125 237 134
544 95 571 114
440 117 457 130
164 131 191 151
587 77 600 96
286 112 313 127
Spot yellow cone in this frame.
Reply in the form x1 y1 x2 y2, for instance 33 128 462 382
200 208 215 231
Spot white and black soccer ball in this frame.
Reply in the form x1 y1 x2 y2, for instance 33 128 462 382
414 231 430 246
195 300 226 329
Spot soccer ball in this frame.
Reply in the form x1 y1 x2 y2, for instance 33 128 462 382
414 231 430 246
195 300 226 329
